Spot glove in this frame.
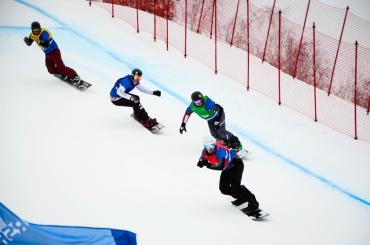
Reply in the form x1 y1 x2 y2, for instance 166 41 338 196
130 95 140 103
197 159 208 168
179 122 187 134
153 90 161 97
24 37 32 46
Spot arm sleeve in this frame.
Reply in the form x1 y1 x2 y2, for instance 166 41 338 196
116 84 132 100
38 31 51 47
182 107 193 123
136 84 153 95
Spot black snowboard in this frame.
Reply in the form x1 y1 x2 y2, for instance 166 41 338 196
54 74 92 90
131 113 164 134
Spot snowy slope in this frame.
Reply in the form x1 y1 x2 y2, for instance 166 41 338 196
0 1 369 245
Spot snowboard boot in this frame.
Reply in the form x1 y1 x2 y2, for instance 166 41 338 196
227 137 243 152
242 197 259 215
148 118 158 127
70 75 83 87
142 119 152 129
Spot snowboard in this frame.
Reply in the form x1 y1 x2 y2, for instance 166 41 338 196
236 148 249 158
241 208 270 221
130 113 164 134
54 74 92 90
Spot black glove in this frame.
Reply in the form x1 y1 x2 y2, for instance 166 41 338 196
130 95 140 103
197 159 208 168
179 122 187 134
153 90 161 97
24 37 32 46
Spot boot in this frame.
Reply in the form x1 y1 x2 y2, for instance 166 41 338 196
242 197 259 214
148 118 158 127
227 137 242 151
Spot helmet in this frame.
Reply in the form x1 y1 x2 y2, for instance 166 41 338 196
191 91 203 102
132 68 142 77
203 136 216 152
31 21 41 30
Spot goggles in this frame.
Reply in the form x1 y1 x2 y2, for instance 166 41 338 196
193 99 203 106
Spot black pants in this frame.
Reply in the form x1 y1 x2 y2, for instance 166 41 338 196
219 158 257 202
111 96 149 122
208 111 239 146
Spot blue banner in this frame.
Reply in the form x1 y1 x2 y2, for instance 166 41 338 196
0 202 136 245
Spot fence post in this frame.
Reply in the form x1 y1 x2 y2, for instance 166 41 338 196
210 0 215 39
214 0 218 74
354 41 358 140
278 10 281 105
196 0 205 33
136 0 139 33
230 0 240 47
313 22 317 122
247 0 250 90
328 6 349 95
292 0 311 78
154 0 156 41
262 0 276 63
184 0 188 57
111 0 114 18
166 3 169 51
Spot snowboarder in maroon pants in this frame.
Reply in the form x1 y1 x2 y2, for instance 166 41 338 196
23 21 83 87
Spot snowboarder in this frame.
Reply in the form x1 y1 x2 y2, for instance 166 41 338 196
179 91 242 151
197 137 260 215
23 21 84 87
110 68 161 129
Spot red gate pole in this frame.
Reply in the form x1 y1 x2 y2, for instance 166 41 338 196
328 6 349 95
292 0 311 78
166 3 169 51
278 10 281 105
354 41 358 140
89 0 91 7
154 0 156 41
215 0 218 74
210 0 215 39
136 0 139 33
262 0 276 63
247 0 250 90
313 22 317 122
111 0 114 18
184 0 188 57
230 0 240 47
196 0 205 33
367 97 370 115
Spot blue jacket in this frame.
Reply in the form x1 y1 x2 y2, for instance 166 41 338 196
110 75 137 98
200 144 236 171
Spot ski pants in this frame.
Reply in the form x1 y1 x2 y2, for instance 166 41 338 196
111 96 149 122
45 49 77 78
207 110 238 144
219 158 257 202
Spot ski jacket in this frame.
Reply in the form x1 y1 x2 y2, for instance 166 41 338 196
200 141 236 171
29 28 58 54
182 96 221 124
110 75 153 100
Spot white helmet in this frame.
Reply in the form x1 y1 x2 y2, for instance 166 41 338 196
203 136 216 151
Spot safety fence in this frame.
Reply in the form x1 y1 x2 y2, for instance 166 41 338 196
88 0 370 142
